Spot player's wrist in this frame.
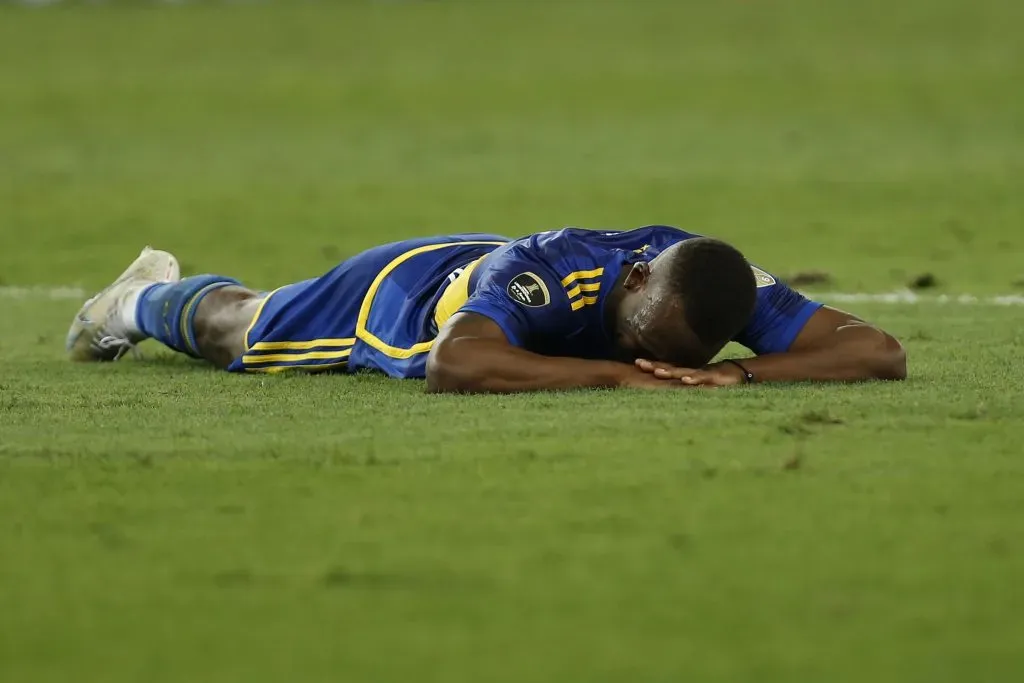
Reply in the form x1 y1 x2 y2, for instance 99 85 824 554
716 359 755 384
610 361 643 388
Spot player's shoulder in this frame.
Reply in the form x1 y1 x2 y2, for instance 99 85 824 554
526 224 699 255
507 225 691 270
484 228 600 280
468 229 604 313
477 224 702 292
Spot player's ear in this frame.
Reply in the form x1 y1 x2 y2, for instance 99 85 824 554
623 262 650 292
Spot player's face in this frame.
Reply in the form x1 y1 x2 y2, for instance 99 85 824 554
613 275 704 366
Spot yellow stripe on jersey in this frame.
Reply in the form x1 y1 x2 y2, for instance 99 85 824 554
564 282 601 299
560 268 604 287
564 265 603 312
242 348 353 365
250 337 355 352
569 296 600 311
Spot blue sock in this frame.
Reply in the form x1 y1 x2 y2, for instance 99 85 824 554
136 275 241 358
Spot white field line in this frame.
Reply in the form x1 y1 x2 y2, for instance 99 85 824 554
0 286 88 300
1 285 1023 306
817 291 1024 306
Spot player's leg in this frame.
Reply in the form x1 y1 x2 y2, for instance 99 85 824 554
190 286 264 368
66 247 261 369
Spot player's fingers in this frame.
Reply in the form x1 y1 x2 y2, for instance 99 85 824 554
680 371 713 386
636 358 676 373
635 358 656 373
653 366 694 379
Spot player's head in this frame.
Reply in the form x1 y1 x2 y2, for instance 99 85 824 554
611 237 757 366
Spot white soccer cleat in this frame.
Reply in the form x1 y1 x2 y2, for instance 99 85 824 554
66 246 181 362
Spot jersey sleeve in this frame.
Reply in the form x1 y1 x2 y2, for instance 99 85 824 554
733 267 824 355
458 245 577 347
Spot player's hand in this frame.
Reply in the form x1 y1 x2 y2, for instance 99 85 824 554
618 365 690 389
634 359 747 387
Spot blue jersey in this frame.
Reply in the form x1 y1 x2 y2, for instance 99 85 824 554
228 226 822 377
437 226 822 361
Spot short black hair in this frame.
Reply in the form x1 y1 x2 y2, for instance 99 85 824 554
667 237 757 357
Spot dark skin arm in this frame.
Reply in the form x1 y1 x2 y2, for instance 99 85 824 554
636 306 907 386
426 312 679 394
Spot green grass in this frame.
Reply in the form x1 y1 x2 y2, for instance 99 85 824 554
2 1 1024 682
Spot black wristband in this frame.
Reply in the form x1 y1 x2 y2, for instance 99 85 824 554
723 358 755 384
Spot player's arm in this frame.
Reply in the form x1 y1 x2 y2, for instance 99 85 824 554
638 275 906 385
426 313 669 393
730 305 905 383
641 306 904 385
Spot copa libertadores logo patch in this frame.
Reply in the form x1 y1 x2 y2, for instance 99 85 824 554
751 266 776 288
507 272 551 307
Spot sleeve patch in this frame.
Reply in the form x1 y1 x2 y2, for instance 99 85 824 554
751 266 776 288
507 272 551 307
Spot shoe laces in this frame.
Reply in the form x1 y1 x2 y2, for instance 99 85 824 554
95 334 142 362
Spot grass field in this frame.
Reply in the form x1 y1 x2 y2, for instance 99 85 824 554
2 1 1024 682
